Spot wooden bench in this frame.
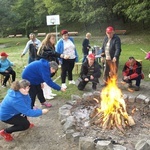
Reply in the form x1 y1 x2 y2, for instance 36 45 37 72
115 30 126 35
50 32 60 36
8 35 15 38
37 33 46 37
16 34 23 38
0 74 11 85
68 32 78 36
74 62 82 74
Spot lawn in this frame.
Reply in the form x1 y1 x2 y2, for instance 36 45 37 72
0 34 150 100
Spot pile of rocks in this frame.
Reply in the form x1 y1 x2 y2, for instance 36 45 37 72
59 91 150 150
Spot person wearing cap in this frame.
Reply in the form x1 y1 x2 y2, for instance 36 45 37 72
122 57 144 91
82 32 91 63
22 59 66 108
56 29 78 89
101 26 121 84
0 79 49 142
77 53 101 91
21 33 41 64
0 52 16 87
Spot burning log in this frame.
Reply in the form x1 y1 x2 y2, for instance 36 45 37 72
90 75 135 133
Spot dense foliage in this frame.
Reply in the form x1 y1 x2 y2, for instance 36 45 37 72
0 0 150 37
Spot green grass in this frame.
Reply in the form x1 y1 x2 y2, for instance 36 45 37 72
0 34 150 100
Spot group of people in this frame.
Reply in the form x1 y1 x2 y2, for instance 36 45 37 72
0 26 145 142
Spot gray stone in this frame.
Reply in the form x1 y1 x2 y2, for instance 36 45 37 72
136 94 147 103
82 92 94 101
72 132 81 143
113 144 126 150
128 95 136 103
59 104 72 120
135 139 150 150
79 136 95 150
63 116 75 131
65 129 75 139
95 140 113 150
71 94 82 101
145 98 150 104
122 94 128 101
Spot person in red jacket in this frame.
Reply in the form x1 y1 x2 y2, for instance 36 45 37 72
122 57 144 91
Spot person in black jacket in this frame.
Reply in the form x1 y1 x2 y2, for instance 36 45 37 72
78 53 101 91
101 26 121 85
82 33 91 63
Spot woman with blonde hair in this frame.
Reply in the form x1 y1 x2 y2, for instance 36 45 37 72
0 80 49 141
37 33 64 99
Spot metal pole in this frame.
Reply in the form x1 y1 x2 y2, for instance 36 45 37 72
56 25 58 42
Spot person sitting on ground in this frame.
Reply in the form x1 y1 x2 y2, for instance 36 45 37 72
21 33 41 64
82 32 91 63
122 56 144 91
77 53 101 91
0 79 49 142
22 60 66 108
0 52 16 87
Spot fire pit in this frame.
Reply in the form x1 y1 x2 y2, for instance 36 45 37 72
59 76 150 149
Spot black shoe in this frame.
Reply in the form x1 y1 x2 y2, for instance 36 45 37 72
128 83 133 88
134 86 140 91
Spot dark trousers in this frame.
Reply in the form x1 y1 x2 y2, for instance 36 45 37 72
123 75 142 87
78 78 99 90
61 59 75 83
29 84 46 108
3 114 30 134
104 60 118 83
0 70 16 86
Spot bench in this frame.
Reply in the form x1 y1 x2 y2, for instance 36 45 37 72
50 32 60 36
74 62 82 74
16 34 23 38
37 33 46 37
8 35 15 38
115 30 126 35
68 32 78 36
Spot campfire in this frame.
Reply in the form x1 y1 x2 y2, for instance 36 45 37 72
90 75 135 133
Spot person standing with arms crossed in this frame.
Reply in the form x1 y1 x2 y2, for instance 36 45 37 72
21 33 41 64
101 26 121 85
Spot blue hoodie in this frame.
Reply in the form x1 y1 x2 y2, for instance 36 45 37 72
22 59 61 90
0 89 42 121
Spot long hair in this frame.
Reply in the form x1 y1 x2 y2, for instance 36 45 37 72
37 33 55 56
11 79 30 91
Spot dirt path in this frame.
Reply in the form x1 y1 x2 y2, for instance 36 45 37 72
0 98 78 150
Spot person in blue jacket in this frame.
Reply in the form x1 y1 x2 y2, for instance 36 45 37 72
0 79 49 142
22 59 66 108
56 29 78 89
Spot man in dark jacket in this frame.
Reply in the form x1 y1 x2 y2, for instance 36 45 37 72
122 57 144 91
101 26 121 84
78 54 101 90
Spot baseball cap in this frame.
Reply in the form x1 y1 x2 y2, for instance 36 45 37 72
88 53 95 59
0 52 8 57
106 26 114 33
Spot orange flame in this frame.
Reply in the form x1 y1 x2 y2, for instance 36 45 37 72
101 75 128 118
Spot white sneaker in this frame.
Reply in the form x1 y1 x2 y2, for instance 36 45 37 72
69 80 75 85
50 93 57 97
45 96 54 100
61 83 67 89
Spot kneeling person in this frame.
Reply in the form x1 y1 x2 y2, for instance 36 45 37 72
78 54 101 91
122 56 144 91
